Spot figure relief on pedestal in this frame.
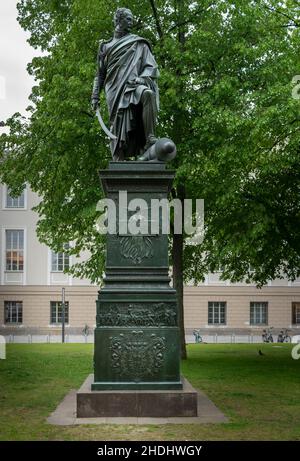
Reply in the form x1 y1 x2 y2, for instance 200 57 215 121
97 302 178 327
91 7 176 162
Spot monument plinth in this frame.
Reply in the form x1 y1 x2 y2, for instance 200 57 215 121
93 161 182 391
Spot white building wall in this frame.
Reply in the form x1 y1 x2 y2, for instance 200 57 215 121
0 184 91 287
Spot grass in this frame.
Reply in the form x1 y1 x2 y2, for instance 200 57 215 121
0 343 299 440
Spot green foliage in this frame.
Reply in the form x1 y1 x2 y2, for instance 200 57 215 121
0 0 300 284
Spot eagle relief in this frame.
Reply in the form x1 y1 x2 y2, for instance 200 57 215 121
119 235 153 264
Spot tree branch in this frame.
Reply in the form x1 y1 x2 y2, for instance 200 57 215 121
168 5 208 33
259 3 300 28
149 0 164 40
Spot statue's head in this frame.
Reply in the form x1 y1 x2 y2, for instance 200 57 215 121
114 8 134 31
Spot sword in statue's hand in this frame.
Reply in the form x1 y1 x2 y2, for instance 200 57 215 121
95 107 117 141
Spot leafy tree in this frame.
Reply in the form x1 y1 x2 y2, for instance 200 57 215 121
1 0 300 359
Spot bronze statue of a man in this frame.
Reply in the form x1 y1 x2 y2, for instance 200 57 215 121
92 8 159 161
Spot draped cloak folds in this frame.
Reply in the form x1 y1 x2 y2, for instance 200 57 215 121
95 34 159 160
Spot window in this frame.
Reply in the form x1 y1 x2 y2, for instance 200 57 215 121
51 244 70 272
292 303 300 325
208 302 226 324
250 302 268 325
4 301 23 324
5 230 24 271
50 301 69 324
6 187 25 208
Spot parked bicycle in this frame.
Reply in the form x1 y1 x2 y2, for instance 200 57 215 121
262 327 274 343
277 329 291 343
193 330 203 344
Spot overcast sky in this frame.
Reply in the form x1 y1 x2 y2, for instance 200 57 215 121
0 1 39 132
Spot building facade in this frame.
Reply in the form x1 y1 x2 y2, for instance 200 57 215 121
1 184 300 339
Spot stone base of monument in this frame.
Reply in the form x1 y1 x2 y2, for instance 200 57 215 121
76 375 198 418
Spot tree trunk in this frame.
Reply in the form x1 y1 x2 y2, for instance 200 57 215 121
173 228 187 359
171 0 187 360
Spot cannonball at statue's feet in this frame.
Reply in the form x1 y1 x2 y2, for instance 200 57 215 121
138 137 177 162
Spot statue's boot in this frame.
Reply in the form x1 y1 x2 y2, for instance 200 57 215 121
141 89 158 151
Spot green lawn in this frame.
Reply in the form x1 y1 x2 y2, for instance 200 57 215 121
0 343 299 440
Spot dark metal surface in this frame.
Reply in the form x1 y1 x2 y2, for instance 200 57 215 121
92 162 182 391
92 8 160 160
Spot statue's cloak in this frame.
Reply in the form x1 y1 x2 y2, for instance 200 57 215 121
103 34 159 159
